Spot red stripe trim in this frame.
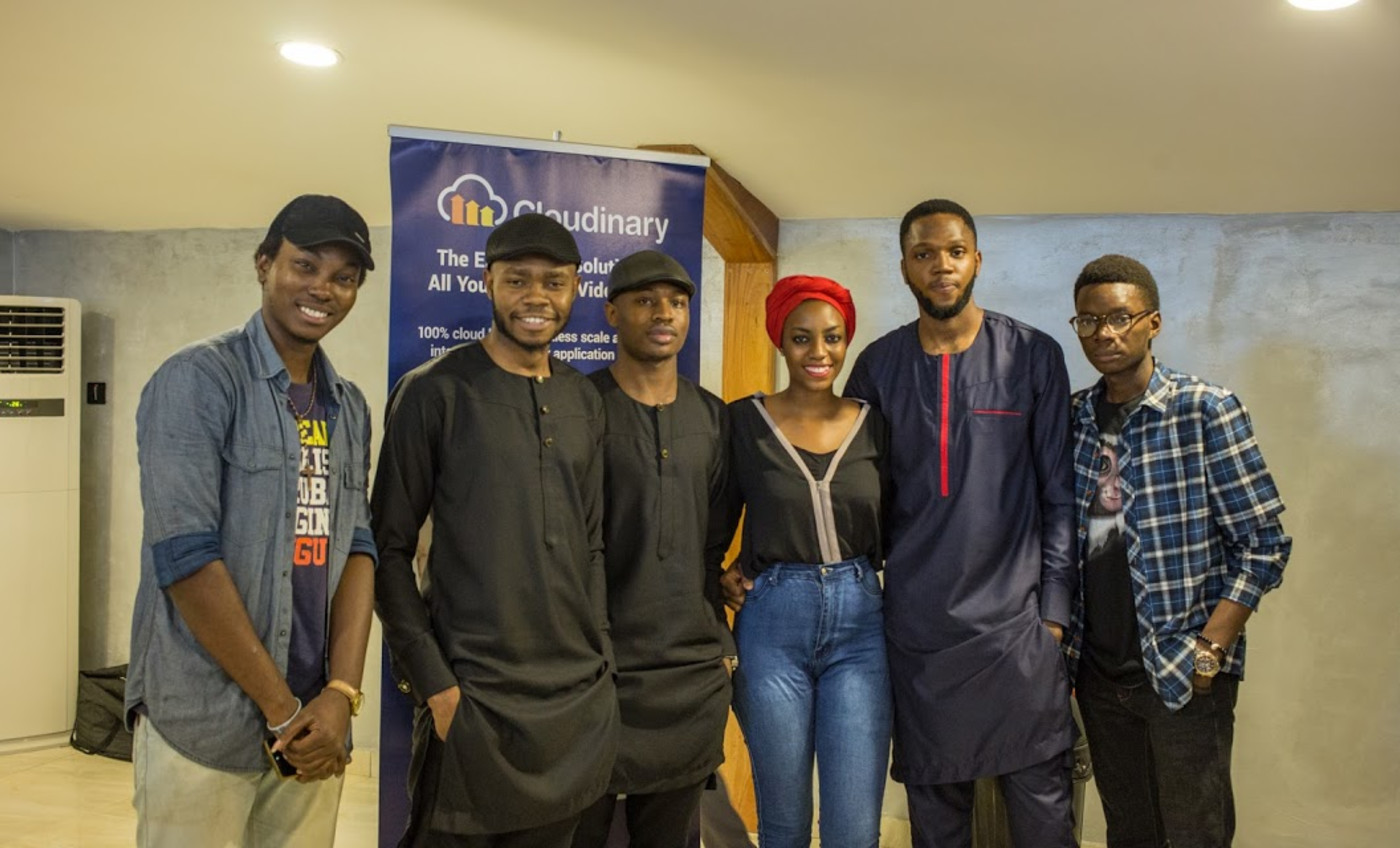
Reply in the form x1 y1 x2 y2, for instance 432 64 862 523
940 355 950 497
971 408 1023 417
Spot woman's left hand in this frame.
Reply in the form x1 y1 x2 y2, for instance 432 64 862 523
721 567 753 611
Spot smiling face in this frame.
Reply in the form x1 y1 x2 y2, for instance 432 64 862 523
1074 281 1161 382
484 255 580 353
256 239 362 358
605 282 691 364
901 213 982 320
779 299 849 393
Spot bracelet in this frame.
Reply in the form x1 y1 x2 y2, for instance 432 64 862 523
266 697 302 737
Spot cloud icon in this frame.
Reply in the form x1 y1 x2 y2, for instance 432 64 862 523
437 174 508 224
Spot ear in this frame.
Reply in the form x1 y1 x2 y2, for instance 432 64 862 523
482 267 496 303
603 300 619 329
972 249 983 276
254 253 271 285
1147 310 1162 341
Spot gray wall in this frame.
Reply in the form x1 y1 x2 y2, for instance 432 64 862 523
10 227 728 758
779 213 1400 847
1 229 13 292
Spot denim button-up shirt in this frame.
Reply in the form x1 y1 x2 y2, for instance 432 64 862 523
126 312 377 771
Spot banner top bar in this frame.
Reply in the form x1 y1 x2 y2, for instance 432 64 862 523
389 125 710 169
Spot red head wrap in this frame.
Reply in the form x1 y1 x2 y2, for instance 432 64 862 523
764 275 857 349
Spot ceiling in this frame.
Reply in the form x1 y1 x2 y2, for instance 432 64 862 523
2 0 1397 232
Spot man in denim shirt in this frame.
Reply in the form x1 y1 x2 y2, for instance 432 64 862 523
1065 254 1291 848
126 195 379 846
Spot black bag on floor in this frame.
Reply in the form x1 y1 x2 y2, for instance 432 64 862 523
70 664 132 761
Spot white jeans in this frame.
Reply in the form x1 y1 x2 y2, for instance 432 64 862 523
132 715 343 847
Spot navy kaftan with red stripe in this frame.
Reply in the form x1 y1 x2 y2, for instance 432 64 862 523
844 312 1076 784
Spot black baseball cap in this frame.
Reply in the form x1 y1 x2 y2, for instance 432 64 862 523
264 194 375 270
607 250 696 301
485 213 582 266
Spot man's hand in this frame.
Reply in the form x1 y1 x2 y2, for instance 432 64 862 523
720 567 753 611
427 685 461 742
273 690 351 782
1192 673 1214 695
1043 621 1064 644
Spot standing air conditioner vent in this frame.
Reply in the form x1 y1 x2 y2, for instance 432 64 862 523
0 305 65 373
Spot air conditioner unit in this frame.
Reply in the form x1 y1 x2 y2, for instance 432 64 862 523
0 295 81 749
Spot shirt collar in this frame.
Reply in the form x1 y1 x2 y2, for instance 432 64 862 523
243 311 347 398
1077 358 1170 426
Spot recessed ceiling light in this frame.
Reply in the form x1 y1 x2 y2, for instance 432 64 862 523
278 42 341 68
1288 0 1361 10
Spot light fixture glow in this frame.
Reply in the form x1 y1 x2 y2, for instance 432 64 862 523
1288 0 1361 10
278 42 341 68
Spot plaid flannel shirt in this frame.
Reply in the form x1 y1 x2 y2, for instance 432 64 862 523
1065 361 1291 711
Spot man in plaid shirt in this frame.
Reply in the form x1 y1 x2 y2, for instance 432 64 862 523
1064 254 1291 848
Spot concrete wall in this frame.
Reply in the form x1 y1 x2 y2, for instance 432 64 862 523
10 226 727 759
1 229 13 292
778 212 1400 847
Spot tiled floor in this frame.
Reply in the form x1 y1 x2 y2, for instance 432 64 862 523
0 744 377 847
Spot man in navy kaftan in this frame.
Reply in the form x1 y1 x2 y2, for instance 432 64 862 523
844 199 1077 848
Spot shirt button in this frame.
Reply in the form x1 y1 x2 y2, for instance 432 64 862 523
660 448 670 459
540 405 550 415
282 570 289 578
279 629 288 637
544 437 555 447
534 375 545 384
397 680 411 694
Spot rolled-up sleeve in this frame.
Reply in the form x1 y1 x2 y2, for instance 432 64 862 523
137 356 231 588
1204 393 1291 610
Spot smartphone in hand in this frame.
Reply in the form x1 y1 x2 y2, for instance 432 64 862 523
264 737 298 779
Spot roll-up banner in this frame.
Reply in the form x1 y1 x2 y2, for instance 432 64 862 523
380 126 709 844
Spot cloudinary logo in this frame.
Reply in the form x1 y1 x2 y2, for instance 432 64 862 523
437 173 672 244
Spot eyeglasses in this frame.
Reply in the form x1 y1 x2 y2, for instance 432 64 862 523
1069 310 1156 338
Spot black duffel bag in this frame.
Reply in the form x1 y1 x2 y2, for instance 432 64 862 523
70 664 132 761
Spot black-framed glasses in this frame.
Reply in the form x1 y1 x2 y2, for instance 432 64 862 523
1069 310 1156 338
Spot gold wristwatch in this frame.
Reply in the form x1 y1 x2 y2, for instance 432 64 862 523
1193 637 1226 678
324 679 364 716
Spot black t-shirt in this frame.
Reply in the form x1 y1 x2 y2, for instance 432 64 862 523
1080 394 1147 686
286 378 330 702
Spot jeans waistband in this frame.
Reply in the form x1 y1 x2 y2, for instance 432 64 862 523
761 555 873 581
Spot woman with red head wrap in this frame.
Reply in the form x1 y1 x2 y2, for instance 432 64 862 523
717 275 892 848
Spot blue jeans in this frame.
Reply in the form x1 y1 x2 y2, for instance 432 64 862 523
732 558 892 848
1077 664 1239 848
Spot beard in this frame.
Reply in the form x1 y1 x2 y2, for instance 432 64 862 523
491 305 567 352
906 270 977 321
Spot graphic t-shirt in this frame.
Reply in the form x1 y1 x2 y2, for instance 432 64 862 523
286 379 330 702
1081 394 1147 685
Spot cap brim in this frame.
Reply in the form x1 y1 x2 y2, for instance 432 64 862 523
289 232 375 271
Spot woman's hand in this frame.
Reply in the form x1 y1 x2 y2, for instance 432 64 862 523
721 567 754 611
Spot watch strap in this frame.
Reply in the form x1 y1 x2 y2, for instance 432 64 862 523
324 679 362 716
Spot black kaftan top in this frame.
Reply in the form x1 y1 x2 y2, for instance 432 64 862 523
589 369 733 795
725 394 888 572
372 342 618 835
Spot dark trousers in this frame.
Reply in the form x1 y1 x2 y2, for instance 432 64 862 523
697 773 756 848
1077 666 1239 848
570 781 708 848
906 748 1076 848
416 815 580 848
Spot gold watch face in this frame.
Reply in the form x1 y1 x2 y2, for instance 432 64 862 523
1194 649 1221 677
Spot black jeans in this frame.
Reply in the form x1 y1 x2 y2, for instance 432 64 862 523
1077 665 1239 848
